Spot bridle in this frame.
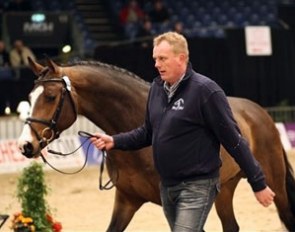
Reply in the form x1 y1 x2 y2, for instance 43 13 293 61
24 74 116 189
25 75 77 156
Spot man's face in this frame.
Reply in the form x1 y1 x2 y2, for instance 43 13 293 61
153 41 184 84
15 40 23 51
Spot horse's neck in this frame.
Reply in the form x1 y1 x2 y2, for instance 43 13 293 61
69 67 149 134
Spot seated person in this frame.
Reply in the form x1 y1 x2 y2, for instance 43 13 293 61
9 40 36 67
119 0 145 39
135 19 154 47
0 40 11 67
148 0 170 24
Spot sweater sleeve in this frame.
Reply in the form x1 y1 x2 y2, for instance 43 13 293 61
112 122 152 150
202 91 266 192
112 92 153 150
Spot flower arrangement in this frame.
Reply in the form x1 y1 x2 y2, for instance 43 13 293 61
46 214 62 232
11 162 62 232
11 212 34 232
11 212 62 232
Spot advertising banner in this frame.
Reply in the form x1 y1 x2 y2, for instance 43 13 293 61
1 123 293 174
4 12 71 48
275 123 292 150
0 135 88 173
284 123 295 148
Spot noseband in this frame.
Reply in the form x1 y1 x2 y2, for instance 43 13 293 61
25 76 77 156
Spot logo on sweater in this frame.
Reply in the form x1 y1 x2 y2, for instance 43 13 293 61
172 98 184 110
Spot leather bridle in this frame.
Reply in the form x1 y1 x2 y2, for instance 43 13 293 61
23 74 116 188
25 76 77 156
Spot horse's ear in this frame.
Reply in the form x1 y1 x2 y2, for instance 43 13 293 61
46 58 60 74
28 57 44 76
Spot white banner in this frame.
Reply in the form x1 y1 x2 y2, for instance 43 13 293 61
275 123 292 151
0 136 85 173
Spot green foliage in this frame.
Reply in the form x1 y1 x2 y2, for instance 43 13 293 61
16 162 52 231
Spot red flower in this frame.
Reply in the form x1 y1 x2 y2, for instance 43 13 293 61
46 214 53 223
52 222 62 232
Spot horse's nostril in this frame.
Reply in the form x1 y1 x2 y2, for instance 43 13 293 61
22 142 34 158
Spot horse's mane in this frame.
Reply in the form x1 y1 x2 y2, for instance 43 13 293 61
65 60 150 86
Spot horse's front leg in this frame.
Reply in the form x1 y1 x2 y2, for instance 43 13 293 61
106 189 144 232
214 174 242 232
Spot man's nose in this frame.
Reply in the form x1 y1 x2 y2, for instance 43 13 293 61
154 60 160 69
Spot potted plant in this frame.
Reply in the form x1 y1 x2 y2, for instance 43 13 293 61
11 162 62 232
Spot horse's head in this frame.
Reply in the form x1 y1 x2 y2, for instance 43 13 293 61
18 57 77 158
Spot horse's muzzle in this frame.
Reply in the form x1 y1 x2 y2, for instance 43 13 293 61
19 141 35 158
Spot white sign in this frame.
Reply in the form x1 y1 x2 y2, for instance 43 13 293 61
245 26 272 56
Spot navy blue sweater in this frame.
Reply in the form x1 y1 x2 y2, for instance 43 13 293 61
113 64 266 192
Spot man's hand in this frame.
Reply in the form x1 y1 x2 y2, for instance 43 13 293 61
90 133 114 151
254 186 275 207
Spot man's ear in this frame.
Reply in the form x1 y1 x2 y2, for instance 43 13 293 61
179 53 187 62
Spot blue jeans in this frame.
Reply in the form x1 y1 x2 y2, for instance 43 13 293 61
160 177 220 232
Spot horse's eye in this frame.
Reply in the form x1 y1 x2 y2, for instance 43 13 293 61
45 95 56 102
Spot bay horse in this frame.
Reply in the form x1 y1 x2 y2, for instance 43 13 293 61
18 58 295 232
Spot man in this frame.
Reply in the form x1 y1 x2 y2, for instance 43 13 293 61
0 40 10 67
91 32 275 231
10 40 36 67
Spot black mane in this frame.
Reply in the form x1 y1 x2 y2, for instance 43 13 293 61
64 60 150 86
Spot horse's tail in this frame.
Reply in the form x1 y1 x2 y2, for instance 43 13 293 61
284 149 295 215
279 149 295 231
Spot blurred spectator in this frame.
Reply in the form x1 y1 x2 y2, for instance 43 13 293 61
6 0 32 11
10 40 36 67
119 0 146 39
0 40 11 67
148 0 170 24
135 19 154 47
119 0 145 26
173 21 187 37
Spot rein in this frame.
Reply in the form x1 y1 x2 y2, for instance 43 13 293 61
43 131 117 190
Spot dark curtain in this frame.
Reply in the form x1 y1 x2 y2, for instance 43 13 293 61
94 44 157 82
188 38 233 95
94 38 233 93
94 30 295 107
226 29 295 106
